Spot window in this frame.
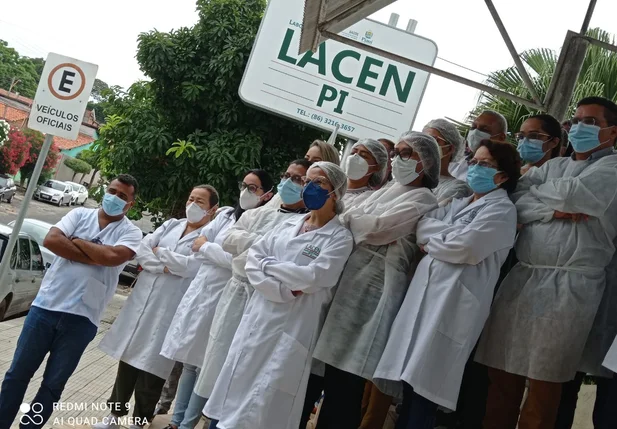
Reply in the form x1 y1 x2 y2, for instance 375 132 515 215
10 244 17 269
44 181 66 191
17 238 31 270
0 177 8 187
30 241 44 272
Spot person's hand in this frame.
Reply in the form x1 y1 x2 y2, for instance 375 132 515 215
554 211 588 222
152 247 160 254
419 245 426 254
192 236 207 252
164 266 170 274
517 223 523 230
571 213 589 222
520 164 532 175
292 290 303 297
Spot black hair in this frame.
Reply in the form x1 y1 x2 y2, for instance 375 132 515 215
527 114 563 158
193 184 219 208
112 174 138 200
478 140 521 193
233 169 274 221
577 97 617 126
378 138 395 153
289 159 313 171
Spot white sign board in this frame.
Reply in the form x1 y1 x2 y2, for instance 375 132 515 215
239 0 438 140
28 53 98 140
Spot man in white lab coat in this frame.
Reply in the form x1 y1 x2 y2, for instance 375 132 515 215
0 175 142 429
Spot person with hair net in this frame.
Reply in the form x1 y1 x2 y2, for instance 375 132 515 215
342 138 389 208
310 132 440 429
203 162 353 429
423 119 472 206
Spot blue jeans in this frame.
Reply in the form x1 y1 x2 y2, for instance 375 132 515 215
395 383 438 429
170 364 207 429
0 307 97 429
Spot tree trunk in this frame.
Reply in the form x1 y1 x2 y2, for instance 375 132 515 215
72 171 78 181
89 169 99 188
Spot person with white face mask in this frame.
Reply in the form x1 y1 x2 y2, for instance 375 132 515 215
342 138 389 209
204 162 353 429
95 185 219 429
310 132 440 429
449 111 508 181
475 97 617 429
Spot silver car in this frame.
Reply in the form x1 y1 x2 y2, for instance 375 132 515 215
8 219 55 268
34 180 72 206
0 224 46 321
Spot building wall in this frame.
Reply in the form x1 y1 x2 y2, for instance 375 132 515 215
54 153 101 187
60 142 94 158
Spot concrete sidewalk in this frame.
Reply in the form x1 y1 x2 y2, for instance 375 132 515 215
0 291 598 429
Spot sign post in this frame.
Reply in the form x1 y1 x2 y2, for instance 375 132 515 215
0 53 97 301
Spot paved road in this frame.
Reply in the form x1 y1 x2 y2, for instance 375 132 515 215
0 192 98 227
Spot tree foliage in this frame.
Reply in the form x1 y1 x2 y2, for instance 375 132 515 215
472 28 617 134
96 0 324 220
0 128 31 175
0 40 43 98
19 129 60 186
64 157 92 175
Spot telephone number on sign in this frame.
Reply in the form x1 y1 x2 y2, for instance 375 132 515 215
310 114 355 133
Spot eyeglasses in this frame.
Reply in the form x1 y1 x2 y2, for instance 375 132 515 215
469 159 498 169
571 117 598 126
390 149 414 161
238 182 263 193
301 176 333 189
514 132 551 141
280 173 304 186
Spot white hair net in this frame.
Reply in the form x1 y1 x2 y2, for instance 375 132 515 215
398 131 441 189
423 118 465 162
353 138 389 187
309 161 348 213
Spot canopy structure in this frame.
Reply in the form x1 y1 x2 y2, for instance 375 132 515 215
300 0 617 121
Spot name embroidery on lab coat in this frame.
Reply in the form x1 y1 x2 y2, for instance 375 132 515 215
302 244 321 259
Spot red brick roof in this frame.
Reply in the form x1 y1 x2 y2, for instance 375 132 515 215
0 89 33 107
53 134 94 150
0 102 29 123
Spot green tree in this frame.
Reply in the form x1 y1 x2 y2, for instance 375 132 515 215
472 28 617 133
0 40 43 98
76 147 104 187
97 0 324 221
64 157 92 182
19 128 61 186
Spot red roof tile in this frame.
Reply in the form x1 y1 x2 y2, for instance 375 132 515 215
0 104 29 123
53 133 94 150
0 89 33 107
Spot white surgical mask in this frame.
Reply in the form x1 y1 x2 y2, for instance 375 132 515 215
186 202 208 223
239 188 262 210
345 154 376 181
467 129 491 152
391 157 422 185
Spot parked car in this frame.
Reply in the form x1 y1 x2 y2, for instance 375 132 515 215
0 224 46 321
66 181 89 206
120 231 148 284
8 219 55 268
0 174 17 203
34 180 72 206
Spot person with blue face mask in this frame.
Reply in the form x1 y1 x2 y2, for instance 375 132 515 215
476 97 617 429
516 114 562 175
373 140 520 429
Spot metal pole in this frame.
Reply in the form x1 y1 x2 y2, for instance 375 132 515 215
580 0 597 34
484 0 543 108
388 13 399 27
322 31 544 111
0 134 54 296
406 19 418 34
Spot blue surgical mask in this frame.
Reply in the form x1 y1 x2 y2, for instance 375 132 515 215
277 178 303 205
568 123 610 153
517 138 547 163
102 193 127 216
467 164 500 194
302 181 331 210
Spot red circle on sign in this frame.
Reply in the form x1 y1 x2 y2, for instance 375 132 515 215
47 63 86 101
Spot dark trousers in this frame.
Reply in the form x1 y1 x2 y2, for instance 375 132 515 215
395 383 438 429
555 372 617 429
107 361 166 422
300 373 324 429
315 365 366 429
0 307 97 429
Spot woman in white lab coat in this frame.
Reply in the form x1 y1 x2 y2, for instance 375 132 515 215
373 140 520 429
159 170 274 429
96 185 218 426
204 162 353 429
311 132 441 429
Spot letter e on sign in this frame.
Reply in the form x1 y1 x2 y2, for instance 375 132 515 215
27 53 98 140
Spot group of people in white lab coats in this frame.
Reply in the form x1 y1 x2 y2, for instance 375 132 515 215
86 95 617 429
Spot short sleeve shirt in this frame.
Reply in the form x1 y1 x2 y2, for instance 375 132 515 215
33 208 143 326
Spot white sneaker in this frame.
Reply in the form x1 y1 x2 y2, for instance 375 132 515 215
92 415 120 429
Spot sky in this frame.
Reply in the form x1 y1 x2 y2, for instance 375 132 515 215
1 0 616 132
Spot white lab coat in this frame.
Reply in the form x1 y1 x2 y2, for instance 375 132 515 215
373 189 517 410
194 206 306 398
160 208 236 368
313 182 438 380
476 151 617 382
99 218 206 379
434 176 471 207
203 215 353 429
342 186 373 209
603 336 617 373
